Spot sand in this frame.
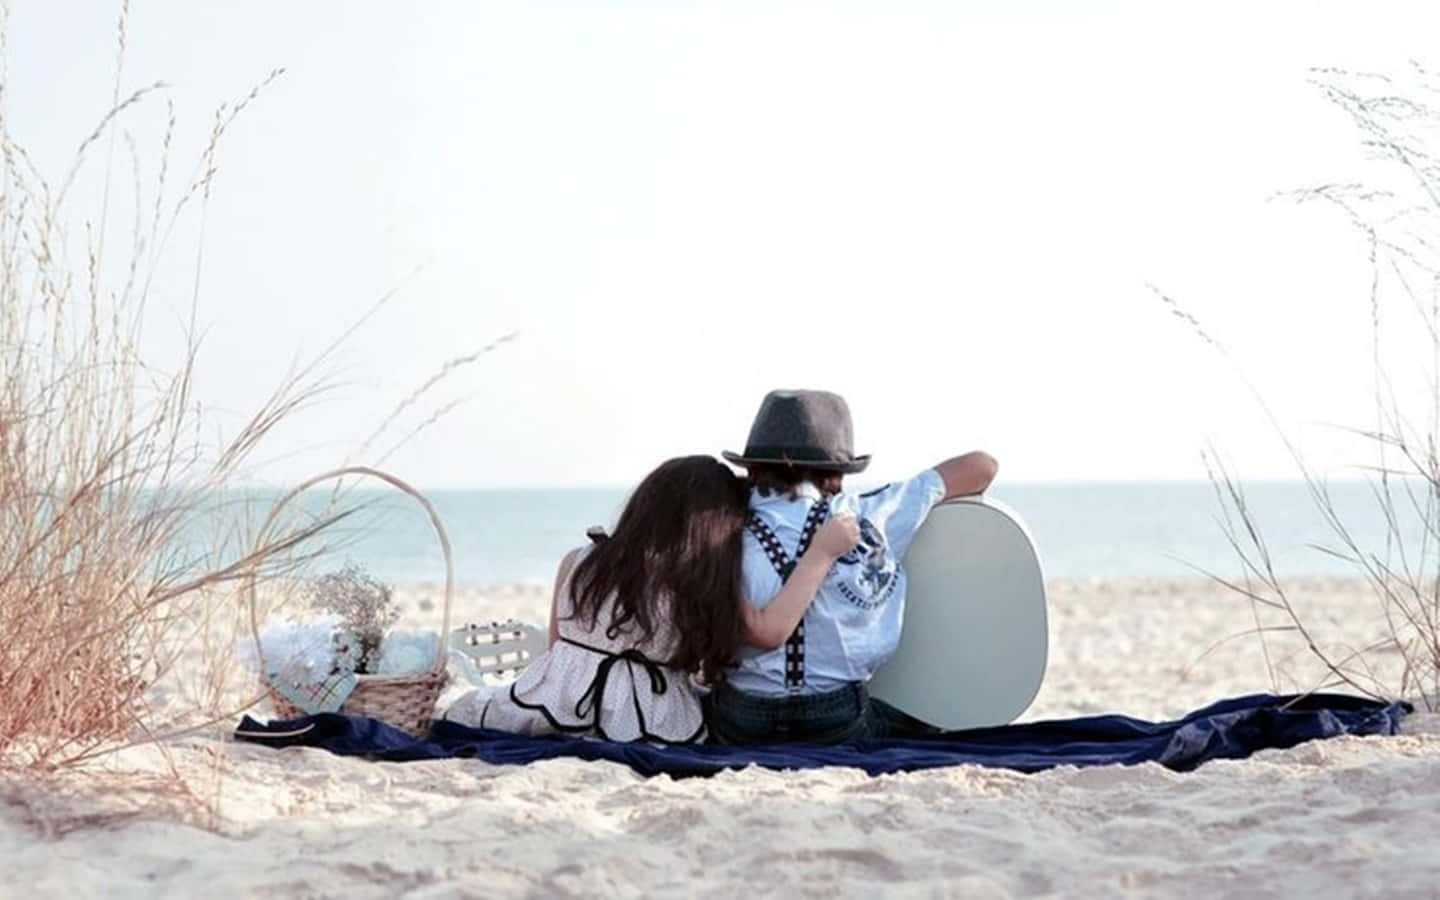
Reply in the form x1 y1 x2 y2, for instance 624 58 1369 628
4 577 1440 898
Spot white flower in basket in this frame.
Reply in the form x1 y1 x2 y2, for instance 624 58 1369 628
246 612 445 716
239 612 357 714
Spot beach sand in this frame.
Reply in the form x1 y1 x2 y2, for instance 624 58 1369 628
4 578 1439 898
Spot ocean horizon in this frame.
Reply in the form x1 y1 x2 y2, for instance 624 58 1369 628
202 479 1438 587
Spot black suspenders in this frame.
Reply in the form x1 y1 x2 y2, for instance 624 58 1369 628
746 498 830 691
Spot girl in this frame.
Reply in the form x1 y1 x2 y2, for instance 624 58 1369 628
444 455 857 742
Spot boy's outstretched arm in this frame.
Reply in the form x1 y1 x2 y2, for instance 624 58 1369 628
934 451 999 499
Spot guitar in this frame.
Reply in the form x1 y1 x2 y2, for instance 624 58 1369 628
448 619 549 682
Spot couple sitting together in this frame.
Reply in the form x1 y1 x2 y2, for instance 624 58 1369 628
445 389 998 745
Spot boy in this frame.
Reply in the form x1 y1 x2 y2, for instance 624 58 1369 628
709 388 997 743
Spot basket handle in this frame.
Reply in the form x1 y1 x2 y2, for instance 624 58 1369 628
244 465 455 677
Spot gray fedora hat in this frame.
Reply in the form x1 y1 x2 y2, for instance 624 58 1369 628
723 389 871 474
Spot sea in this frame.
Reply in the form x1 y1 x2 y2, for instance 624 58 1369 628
224 480 1438 587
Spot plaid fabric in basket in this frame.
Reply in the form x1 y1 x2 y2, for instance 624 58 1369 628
266 658 358 714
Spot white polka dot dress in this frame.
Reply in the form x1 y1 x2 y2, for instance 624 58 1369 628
445 552 706 743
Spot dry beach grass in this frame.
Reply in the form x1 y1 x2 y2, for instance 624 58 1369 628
1157 65 1440 711
0 33 517 880
0 2 495 773
0 16 333 766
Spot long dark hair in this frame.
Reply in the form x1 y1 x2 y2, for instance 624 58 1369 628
567 455 748 680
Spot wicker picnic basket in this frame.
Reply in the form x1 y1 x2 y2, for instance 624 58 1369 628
245 465 454 737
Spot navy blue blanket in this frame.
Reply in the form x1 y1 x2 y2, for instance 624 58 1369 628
232 693 1407 778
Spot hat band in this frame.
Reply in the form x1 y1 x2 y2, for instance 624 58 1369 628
737 445 856 465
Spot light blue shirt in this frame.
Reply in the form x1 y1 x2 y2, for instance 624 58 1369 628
728 468 946 696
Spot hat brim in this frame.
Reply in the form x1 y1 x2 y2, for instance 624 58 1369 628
722 450 870 474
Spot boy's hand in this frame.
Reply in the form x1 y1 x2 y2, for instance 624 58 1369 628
812 514 861 560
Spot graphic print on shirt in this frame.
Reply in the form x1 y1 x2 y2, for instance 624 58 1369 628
835 517 899 609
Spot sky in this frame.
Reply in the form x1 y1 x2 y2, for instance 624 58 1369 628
6 1 1440 488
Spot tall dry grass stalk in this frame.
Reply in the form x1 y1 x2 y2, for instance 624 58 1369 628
0 5 357 768
0 3 511 778
1163 63 1440 709
0 8 514 842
